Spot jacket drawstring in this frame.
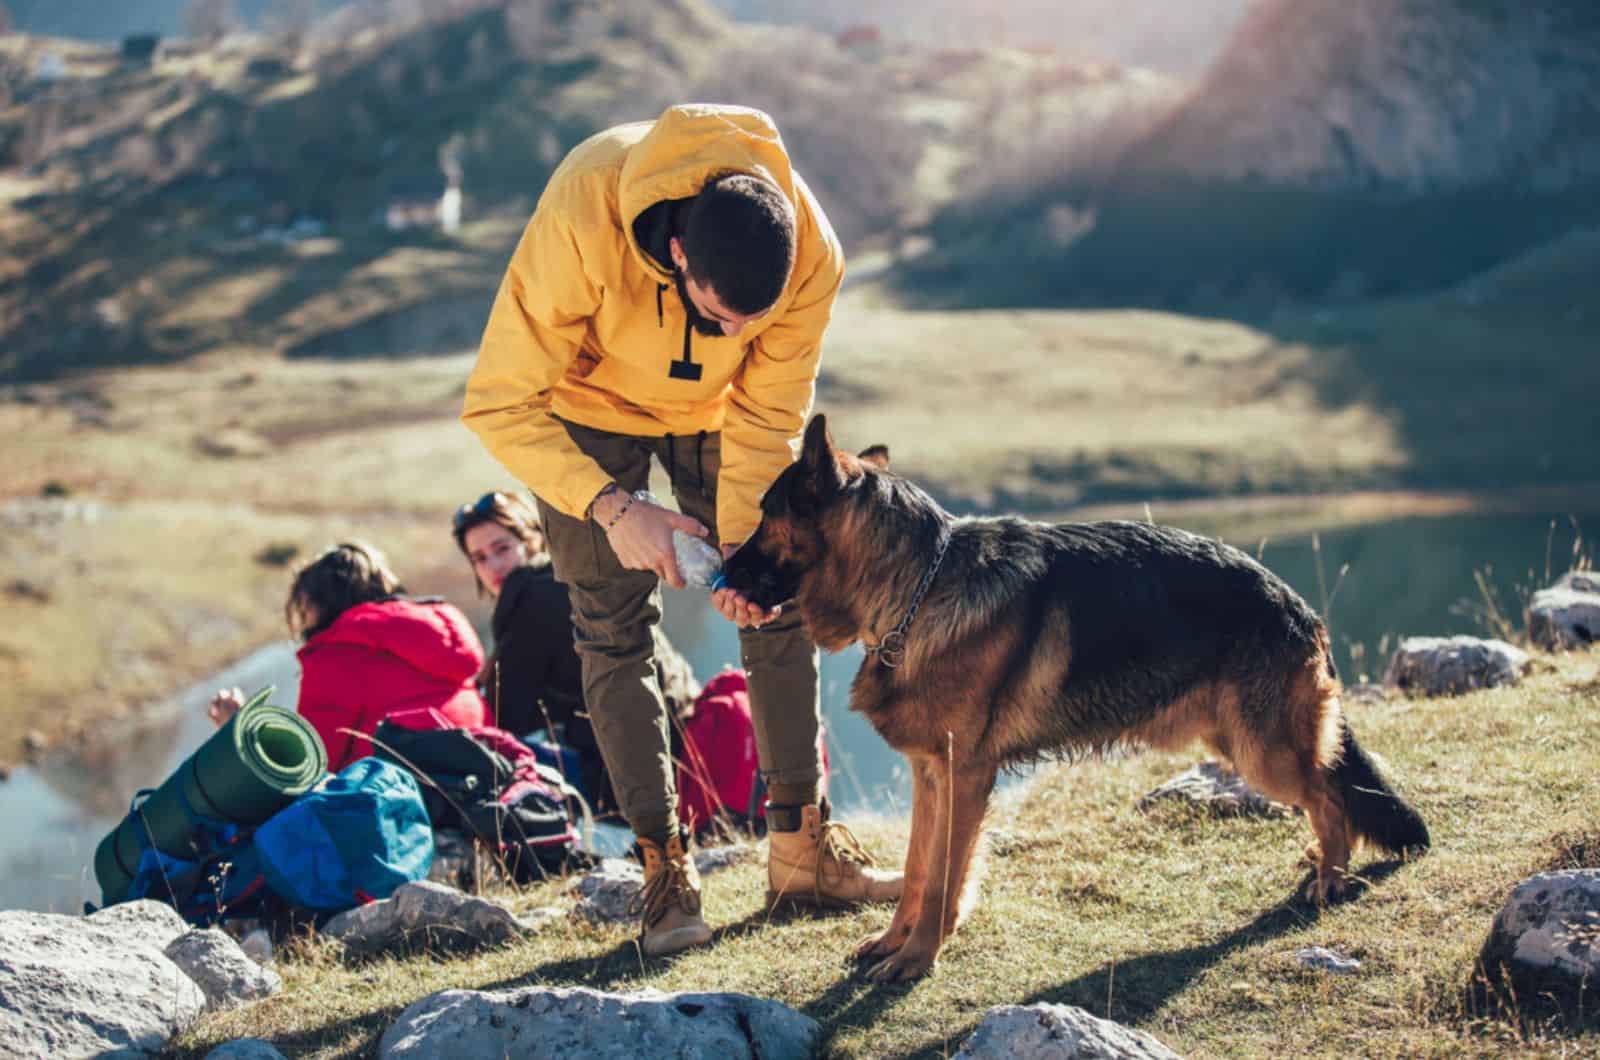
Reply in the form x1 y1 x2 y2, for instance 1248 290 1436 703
695 430 706 491
656 283 666 327
666 432 676 486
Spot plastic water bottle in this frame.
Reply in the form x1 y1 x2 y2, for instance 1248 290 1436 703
634 492 727 591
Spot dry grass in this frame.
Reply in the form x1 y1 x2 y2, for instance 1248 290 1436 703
169 652 1600 1058
0 350 514 758
816 298 1407 513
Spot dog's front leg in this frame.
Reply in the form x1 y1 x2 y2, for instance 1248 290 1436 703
856 753 938 962
866 758 997 982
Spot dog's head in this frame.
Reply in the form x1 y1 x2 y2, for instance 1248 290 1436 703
721 414 889 640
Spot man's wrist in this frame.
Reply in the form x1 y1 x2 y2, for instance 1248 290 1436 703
585 482 621 522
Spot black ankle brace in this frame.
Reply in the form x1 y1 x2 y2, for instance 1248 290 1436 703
766 803 805 833
767 797 831 833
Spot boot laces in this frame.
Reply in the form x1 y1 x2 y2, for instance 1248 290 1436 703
817 820 877 887
630 853 700 928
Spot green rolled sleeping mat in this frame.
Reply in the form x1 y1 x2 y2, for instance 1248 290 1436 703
93 686 328 906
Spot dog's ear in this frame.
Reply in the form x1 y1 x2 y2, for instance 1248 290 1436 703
800 414 845 492
801 414 832 467
858 444 890 470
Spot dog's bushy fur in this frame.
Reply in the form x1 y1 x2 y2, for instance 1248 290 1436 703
723 415 1429 981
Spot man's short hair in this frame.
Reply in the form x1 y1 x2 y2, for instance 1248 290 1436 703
680 173 797 316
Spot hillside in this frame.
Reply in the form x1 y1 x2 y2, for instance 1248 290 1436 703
714 0 1257 77
899 0 1600 304
0 3 1170 381
1128 0 1600 192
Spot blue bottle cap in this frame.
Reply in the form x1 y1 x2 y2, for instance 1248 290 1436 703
708 571 727 593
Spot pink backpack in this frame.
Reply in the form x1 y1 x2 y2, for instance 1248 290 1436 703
675 670 829 834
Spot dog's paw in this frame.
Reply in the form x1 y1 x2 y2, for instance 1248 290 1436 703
855 924 911 962
1301 867 1356 906
865 945 937 983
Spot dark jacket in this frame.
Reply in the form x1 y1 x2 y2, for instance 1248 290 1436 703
482 563 585 736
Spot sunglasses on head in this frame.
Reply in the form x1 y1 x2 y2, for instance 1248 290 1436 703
453 491 509 532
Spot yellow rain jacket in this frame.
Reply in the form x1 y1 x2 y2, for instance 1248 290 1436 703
462 104 844 546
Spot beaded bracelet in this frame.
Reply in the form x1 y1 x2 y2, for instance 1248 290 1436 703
600 490 636 532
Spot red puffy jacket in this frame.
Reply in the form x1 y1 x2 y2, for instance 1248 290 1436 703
296 599 487 770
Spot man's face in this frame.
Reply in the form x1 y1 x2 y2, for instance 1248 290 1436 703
670 236 770 338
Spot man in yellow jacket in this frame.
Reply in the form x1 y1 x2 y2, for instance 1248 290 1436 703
463 104 900 956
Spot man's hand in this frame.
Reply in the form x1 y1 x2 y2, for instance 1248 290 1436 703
596 490 709 589
711 541 783 629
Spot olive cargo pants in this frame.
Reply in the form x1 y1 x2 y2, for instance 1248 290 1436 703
535 418 822 842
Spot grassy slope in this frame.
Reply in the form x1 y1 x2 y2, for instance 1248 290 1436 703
171 652 1600 1058
860 225 1600 510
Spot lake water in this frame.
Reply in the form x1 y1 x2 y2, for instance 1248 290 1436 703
0 506 1591 913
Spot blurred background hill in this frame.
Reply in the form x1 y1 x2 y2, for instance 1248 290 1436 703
1 0 1190 378
901 0 1600 306
1 0 1595 375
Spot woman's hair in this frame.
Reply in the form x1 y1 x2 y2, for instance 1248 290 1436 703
286 541 404 641
452 490 545 595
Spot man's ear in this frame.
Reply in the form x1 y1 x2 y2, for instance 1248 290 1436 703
858 444 890 470
800 414 844 491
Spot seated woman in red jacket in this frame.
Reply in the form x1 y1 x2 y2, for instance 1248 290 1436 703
208 541 487 770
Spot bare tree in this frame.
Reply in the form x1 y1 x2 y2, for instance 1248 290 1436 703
184 0 241 44
0 2 14 36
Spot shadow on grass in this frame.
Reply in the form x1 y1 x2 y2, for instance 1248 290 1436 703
888 859 1412 1059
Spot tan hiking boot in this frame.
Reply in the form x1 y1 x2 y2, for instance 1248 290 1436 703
767 801 902 909
632 832 712 957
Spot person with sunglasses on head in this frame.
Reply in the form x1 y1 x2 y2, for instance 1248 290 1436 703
462 104 900 957
450 490 698 818
207 541 487 770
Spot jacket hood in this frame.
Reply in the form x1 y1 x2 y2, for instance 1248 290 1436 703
618 104 798 281
302 599 483 683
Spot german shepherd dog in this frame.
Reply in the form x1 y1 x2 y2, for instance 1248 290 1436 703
722 415 1429 982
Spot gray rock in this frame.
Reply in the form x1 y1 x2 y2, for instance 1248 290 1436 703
164 929 283 1011
378 985 823 1060
1292 946 1361 975
1556 570 1600 594
86 899 191 950
205 1039 289 1060
427 829 476 889
694 843 758 876
1526 574 1600 652
954 1003 1182 1059
1479 870 1600 992
323 880 529 957
1137 761 1293 818
239 928 273 966
0 907 204 1058
1382 635 1529 696
569 858 643 924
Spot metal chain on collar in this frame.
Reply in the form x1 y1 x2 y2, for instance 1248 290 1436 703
863 523 952 669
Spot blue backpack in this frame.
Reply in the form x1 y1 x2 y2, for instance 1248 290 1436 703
124 816 271 925
252 757 433 912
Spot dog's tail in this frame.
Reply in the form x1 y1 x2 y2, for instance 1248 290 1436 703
1331 724 1429 856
